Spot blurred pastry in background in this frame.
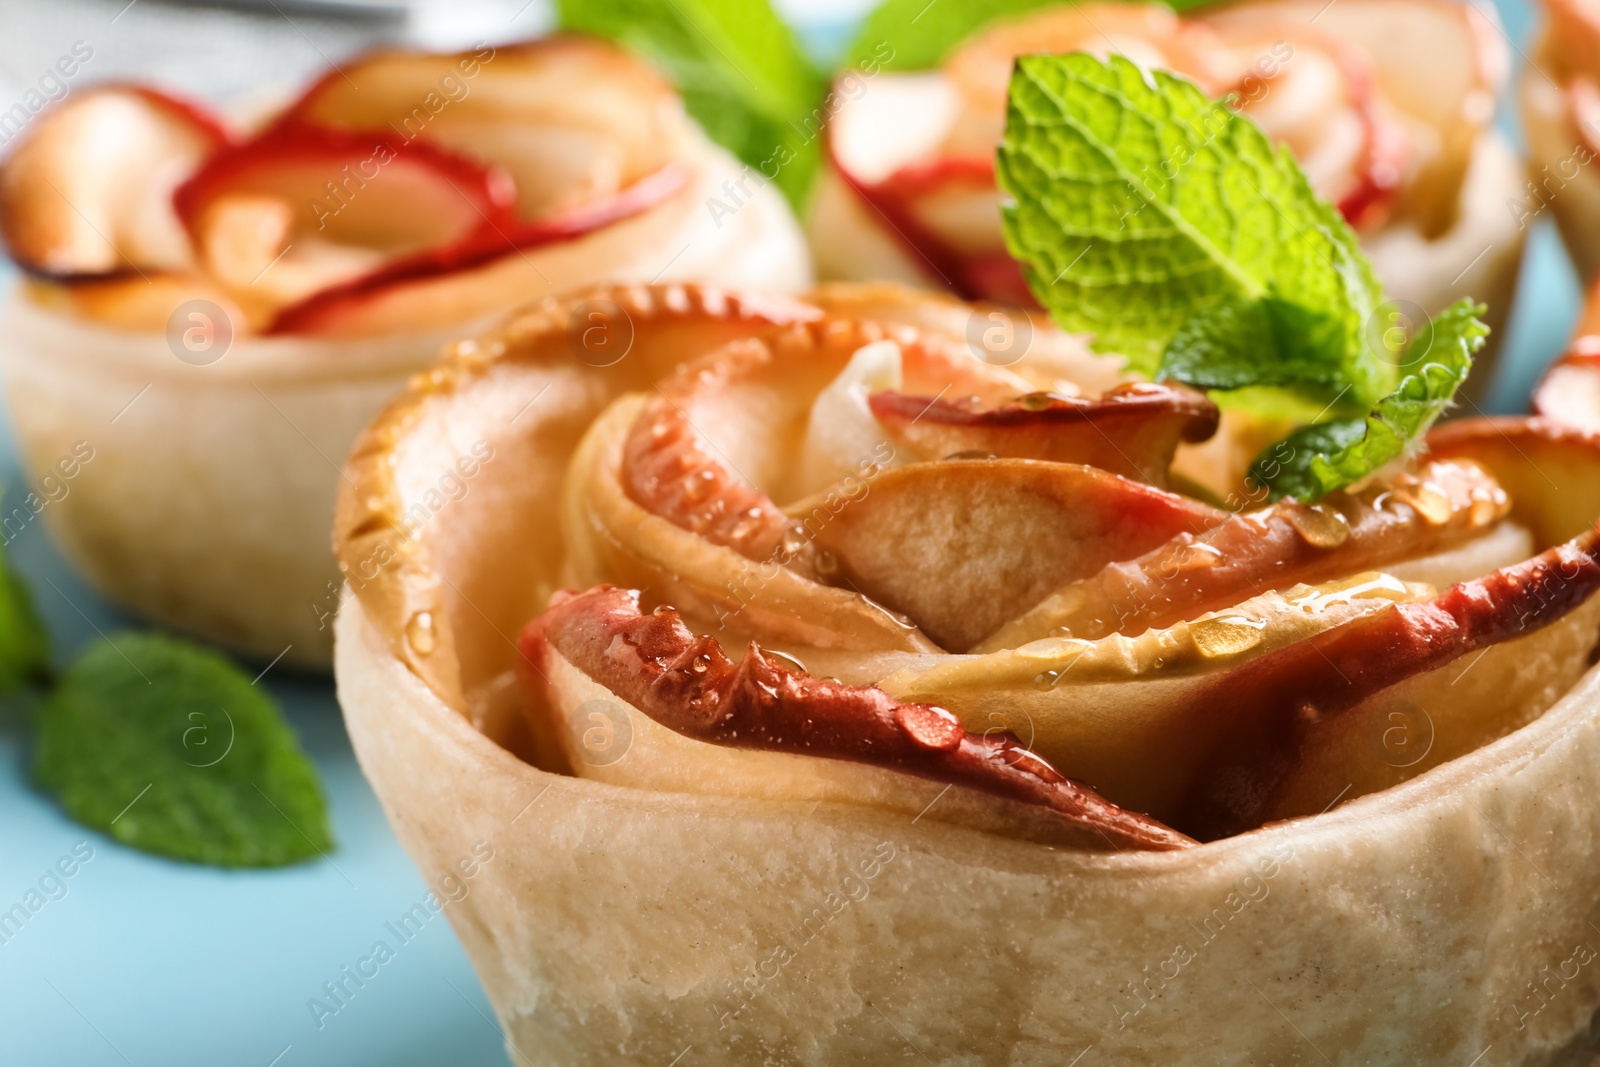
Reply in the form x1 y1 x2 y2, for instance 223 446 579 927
814 1 1523 383
0 37 811 668
1524 0 1600 281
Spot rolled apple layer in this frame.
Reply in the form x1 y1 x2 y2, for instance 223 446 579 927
0 128 808 667
336 283 1600 1062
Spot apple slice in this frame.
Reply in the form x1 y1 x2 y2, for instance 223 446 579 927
262 163 686 337
274 38 682 224
1212 22 1407 230
1182 527 1600 838
794 458 1221 652
0 85 229 277
978 456 1512 649
1426 418 1600 548
521 584 1195 852
172 124 515 313
869 381 1219 486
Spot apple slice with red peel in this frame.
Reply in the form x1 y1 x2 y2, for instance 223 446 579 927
886 505 1600 836
521 584 1195 852
1533 345 1600 435
794 458 1222 652
878 570 1434 821
275 38 682 223
1182 526 1600 838
622 340 799 566
0 85 229 276
262 163 688 337
173 125 515 311
979 457 1512 650
1214 24 1407 230
869 381 1219 486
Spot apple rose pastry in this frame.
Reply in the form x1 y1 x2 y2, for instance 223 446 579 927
334 277 1600 1063
1525 0 1600 280
0 39 809 667
333 56 1600 1063
815 0 1523 377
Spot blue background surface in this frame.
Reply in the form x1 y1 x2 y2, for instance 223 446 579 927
0 1 1572 1064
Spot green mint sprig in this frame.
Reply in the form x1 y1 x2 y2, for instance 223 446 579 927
999 51 1386 409
33 632 333 868
1249 300 1488 501
999 51 1484 502
0 520 331 868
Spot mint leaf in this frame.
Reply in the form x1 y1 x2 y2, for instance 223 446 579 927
998 51 1385 412
33 633 332 867
556 0 826 210
1249 300 1488 502
0 538 50 693
844 0 1223 72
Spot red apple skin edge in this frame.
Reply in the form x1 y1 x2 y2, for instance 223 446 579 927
124 84 233 150
171 123 518 245
1184 418 1600 839
263 163 689 336
519 584 1197 853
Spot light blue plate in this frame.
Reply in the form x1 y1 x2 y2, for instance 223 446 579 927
0 1 1572 1063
